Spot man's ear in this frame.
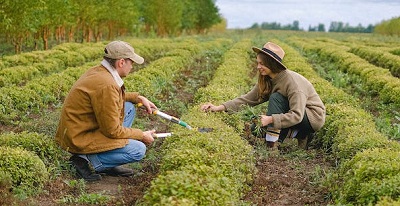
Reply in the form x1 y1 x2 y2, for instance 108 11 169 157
116 58 124 68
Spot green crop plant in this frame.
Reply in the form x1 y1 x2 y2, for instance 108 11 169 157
0 146 49 198
332 148 400 205
0 131 66 168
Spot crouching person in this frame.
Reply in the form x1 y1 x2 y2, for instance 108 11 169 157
200 41 326 150
55 41 156 181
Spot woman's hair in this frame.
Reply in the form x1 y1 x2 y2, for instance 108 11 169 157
257 52 284 101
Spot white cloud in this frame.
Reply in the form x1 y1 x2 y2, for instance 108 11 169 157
216 0 400 29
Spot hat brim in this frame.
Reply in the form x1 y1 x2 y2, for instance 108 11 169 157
129 53 144 65
252 47 287 70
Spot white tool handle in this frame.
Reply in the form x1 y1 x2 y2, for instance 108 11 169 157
155 111 173 121
154 133 172 138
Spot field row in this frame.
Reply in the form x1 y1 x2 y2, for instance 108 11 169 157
1 33 400 205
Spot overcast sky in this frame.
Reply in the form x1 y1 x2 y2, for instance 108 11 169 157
215 0 400 29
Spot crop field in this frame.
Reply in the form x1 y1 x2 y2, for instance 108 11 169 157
0 30 400 205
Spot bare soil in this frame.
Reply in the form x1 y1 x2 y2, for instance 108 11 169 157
242 136 333 205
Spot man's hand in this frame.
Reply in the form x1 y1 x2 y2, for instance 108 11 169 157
142 129 155 145
138 95 157 114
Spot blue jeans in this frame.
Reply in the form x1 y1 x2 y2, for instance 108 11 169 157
87 102 147 172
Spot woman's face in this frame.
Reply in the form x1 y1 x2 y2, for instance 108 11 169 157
256 55 273 77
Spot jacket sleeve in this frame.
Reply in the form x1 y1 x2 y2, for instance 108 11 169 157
125 92 140 103
92 85 144 140
272 91 306 129
222 84 263 112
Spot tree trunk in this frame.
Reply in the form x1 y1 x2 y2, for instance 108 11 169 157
68 27 74 42
42 26 49 50
12 35 23 54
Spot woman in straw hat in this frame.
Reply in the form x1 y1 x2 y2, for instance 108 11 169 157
200 42 326 149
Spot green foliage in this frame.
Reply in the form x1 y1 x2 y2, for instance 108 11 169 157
0 86 44 123
376 197 400 206
285 36 400 205
0 0 223 54
142 167 240 205
374 16 400 36
294 39 400 105
0 146 49 197
140 39 255 205
0 131 65 167
350 46 400 77
322 103 393 160
333 148 400 205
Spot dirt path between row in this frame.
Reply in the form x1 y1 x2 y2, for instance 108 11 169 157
242 136 334 206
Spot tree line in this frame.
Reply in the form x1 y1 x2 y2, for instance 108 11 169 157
374 17 400 36
249 21 374 33
0 0 222 53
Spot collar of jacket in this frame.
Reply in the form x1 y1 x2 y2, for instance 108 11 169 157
101 59 124 88
271 69 289 85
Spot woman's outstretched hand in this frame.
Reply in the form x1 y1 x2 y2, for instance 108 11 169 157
200 103 225 112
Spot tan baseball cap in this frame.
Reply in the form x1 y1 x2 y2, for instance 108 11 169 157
104 41 144 64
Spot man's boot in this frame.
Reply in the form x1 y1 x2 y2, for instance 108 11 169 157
69 155 101 181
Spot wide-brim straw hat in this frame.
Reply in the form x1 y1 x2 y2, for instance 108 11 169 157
252 42 287 70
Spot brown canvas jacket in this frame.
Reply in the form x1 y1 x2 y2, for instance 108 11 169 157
55 65 144 154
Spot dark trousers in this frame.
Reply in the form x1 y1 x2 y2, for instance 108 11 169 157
267 92 314 142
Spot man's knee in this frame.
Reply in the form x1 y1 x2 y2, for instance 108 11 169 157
126 140 146 161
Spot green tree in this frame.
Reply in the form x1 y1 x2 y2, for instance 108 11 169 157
142 0 183 36
192 0 221 33
0 0 46 53
375 17 400 36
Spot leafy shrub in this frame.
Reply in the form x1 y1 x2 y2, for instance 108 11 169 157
142 166 241 206
333 148 400 205
376 196 400 206
0 131 65 167
0 146 49 196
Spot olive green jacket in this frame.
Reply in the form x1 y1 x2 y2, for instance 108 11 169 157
55 65 143 154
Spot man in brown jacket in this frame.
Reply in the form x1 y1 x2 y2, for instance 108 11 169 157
56 41 157 181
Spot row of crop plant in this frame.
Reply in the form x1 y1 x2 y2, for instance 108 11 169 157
0 39 195 125
292 37 400 139
138 39 256 205
0 42 105 87
0 38 233 198
305 36 400 78
283 39 400 205
349 46 400 77
0 131 67 197
124 38 233 105
291 37 400 108
0 38 184 87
